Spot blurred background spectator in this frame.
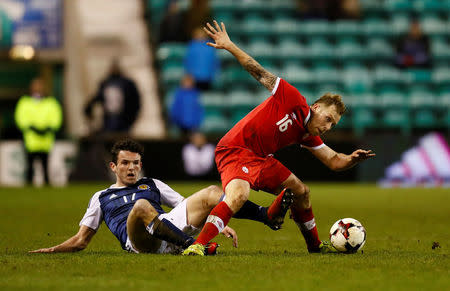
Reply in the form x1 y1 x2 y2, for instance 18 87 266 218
296 0 361 20
169 74 204 135
394 19 431 69
84 59 141 134
14 77 62 185
182 131 215 177
184 27 220 91
158 0 189 44
184 0 212 40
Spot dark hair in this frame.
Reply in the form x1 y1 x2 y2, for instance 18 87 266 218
313 93 346 115
111 138 144 164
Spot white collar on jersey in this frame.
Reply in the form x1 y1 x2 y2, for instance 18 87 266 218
304 109 311 126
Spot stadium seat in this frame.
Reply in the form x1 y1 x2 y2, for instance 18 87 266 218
380 91 408 109
307 37 334 61
431 39 450 61
342 67 373 94
413 109 439 128
381 108 411 135
200 109 230 134
421 14 447 36
363 18 391 37
157 43 186 62
229 90 259 111
282 64 313 85
273 18 302 36
366 38 395 61
0 10 12 47
200 92 227 110
334 21 362 37
277 38 308 59
246 38 275 60
353 107 378 136
432 66 450 87
406 69 432 85
335 38 365 61
302 20 332 37
385 0 414 12
312 65 340 85
389 13 410 35
373 66 406 87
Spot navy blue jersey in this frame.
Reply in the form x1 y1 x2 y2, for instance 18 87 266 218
80 177 185 250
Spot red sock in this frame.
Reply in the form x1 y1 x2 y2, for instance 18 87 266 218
267 190 286 220
290 206 321 251
195 201 234 245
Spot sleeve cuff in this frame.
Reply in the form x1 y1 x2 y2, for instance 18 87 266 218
301 143 326 150
271 77 281 95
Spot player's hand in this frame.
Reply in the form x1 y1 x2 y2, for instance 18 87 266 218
221 226 238 248
203 20 233 50
350 149 376 163
29 247 55 253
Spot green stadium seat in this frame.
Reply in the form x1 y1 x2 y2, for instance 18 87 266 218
283 64 313 85
421 14 447 36
241 14 272 35
342 67 373 94
335 39 365 60
302 20 332 37
414 0 445 13
381 108 411 135
413 109 439 128
431 39 450 61
432 66 450 86
406 69 432 84
229 90 259 110
390 13 410 35
200 92 227 110
308 38 334 60
366 38 395 60
200 109 230 134
363 18 391 37
273 18 301 36
313 65 340 85
277 38 308 59
246 39 275 60
380 91 409 109
353 108 378 136
157 43 186 62
374 66 406 87
0 10 12 47
334 21 362 37
409 87 438 110
160 62 184 86
385 0 414 12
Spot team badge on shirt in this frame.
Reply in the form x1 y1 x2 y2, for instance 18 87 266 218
242 166 249 174
138 184 149 190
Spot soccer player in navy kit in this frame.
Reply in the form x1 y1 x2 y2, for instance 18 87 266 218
30 139 292 254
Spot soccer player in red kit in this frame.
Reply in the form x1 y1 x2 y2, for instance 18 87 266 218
183 21 376 256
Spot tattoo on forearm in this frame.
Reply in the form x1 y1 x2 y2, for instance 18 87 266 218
243 58 277 91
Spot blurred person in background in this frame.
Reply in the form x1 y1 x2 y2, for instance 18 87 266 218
169 74 204 135
182 131 215 177
184 0 212 39
184 27 220 91
395 19 431 69
14 77 62 185
159 0 189 43
296 0 360 20
84 59 141 133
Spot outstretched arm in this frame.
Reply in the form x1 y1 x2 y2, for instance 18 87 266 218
203 20 277 92
29 225 96 253
308 145 376 172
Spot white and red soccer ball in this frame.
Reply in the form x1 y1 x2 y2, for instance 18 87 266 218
329 218 366 253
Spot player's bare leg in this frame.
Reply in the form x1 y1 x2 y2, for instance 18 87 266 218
127 199 195 253
185 185 223 227
183 179 249 255
280 174 323 252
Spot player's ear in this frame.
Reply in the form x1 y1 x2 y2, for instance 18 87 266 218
109 161 116 172
311 103 320 112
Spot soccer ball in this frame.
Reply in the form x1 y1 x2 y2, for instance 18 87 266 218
329 218 366 253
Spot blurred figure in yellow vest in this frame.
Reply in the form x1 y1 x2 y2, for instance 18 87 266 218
14 78 62 185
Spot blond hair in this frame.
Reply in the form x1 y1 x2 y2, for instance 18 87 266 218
313 93 346 115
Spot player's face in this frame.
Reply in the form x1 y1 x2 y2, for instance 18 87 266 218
110 150 142 187
307 104 341 136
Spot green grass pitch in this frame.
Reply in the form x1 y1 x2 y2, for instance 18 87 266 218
0 182 449 290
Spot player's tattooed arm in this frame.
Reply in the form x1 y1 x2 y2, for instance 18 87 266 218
203 20 278 92
243 57 277 92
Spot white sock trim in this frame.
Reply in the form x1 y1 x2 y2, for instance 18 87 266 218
206 215 225 233
303 218 316 230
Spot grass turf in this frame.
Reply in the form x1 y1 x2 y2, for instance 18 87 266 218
0 182 449 290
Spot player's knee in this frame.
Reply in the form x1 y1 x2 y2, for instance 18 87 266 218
205 185 223 207
293 183 310 199
132 199 158 222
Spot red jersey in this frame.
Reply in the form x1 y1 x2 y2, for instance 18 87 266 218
217 78 324 157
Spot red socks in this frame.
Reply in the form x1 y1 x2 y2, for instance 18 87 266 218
266 190 286 220
195 201 233 245
291 206 321 251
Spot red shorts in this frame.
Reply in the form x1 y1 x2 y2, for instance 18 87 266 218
215 146 291 193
